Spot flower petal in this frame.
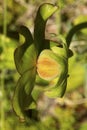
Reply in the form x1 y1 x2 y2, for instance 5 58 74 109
37 49 61 81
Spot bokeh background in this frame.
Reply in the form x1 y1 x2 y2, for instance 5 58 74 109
0 0 87 130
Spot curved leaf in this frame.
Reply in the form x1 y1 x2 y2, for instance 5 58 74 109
14 26 34 74
13 68 36 119
14 44 37 74
34 3 58 53
19 25 33 44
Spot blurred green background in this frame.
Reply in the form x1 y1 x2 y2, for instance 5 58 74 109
0 0 87 130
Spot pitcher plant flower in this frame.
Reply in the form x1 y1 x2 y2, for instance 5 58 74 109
13 3 72 121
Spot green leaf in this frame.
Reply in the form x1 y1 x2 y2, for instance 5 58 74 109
34 3 58 53
14 44 37 75
19 25 33 44
14 26 35 74
40 4 58 20
13 68 36 119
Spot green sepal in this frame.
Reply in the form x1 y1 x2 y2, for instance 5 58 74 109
14 26 35 75
40 3 58 21
50 35 69 58
34 3 58 53
18 25 33 44
36 47 68 97
44 37 68 97
45 79 67 98
66 22 87 47
35 75 49 86
14 44 37 75
44 57 68 98
13 68 36 119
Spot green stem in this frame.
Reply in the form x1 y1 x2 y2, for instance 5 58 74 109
66 22 87 47
3 0 7 37
66 22 87 98
1 71 5 130
84 64 87 98
1 0 7 130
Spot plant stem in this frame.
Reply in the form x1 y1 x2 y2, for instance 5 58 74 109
3 0 7 37
84 64 87 98
66 22 87 47
0 0 7 130
56 2 61 35
1 71 5 130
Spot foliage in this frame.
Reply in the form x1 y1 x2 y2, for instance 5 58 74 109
0 35 17 69
12 3 74 121
79 122 87 130
0 0 87 130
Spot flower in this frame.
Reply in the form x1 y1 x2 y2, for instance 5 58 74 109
13 3 70 120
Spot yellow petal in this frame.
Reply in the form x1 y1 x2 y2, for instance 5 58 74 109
37 50 61 81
